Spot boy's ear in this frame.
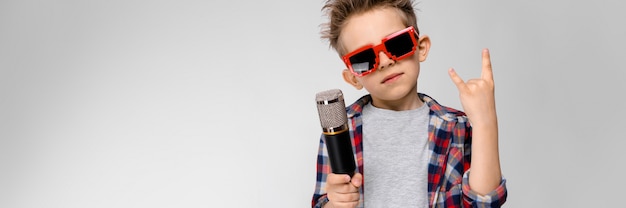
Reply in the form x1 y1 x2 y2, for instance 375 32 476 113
417 35 431 62
342 69 363 90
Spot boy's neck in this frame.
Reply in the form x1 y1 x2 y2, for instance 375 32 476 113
370 91 424 111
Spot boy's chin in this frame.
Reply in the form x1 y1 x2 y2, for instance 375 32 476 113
370 86 418 101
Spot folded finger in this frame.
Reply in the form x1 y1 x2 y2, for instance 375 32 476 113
332 191 360 201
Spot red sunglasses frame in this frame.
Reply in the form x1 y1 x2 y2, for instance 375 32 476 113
342 26 419 77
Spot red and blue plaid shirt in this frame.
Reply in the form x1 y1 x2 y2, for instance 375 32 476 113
312 93 507 207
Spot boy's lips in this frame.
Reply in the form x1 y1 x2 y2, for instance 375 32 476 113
381 72 404 84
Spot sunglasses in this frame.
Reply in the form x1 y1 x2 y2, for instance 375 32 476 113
342 26 419 77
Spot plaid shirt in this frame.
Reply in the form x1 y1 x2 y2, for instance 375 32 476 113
312 93 507 208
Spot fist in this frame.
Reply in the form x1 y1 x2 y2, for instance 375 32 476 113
324 173 362 208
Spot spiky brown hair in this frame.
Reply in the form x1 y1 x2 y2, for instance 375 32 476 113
321 0 420 55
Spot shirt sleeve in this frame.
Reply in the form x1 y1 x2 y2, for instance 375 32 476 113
461 170 508 207
312 135 331 208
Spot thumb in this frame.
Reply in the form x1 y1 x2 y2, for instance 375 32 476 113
351 173 363 187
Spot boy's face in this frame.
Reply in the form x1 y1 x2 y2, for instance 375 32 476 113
339 7 430 107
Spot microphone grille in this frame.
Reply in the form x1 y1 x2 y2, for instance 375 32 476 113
315 89 348 129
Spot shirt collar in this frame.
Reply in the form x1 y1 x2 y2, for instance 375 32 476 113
346 93 466 122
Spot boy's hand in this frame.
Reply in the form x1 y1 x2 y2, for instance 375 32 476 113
324 173 362 208
448 48 502 194
448 48 497 126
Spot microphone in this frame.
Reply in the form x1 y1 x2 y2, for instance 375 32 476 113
315 89 356 177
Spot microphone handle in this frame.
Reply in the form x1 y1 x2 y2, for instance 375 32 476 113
324 130 356 177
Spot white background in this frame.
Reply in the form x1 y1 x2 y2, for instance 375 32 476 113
1 0 625 207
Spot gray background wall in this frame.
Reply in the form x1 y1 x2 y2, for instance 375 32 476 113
1 0 624 207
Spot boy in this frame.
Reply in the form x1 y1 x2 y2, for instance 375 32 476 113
312 0 507 207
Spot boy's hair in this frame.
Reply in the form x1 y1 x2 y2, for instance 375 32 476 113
321 0 420 55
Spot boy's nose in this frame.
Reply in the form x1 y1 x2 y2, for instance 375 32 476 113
378 51 395 71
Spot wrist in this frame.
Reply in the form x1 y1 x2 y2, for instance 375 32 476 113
467 114 497 128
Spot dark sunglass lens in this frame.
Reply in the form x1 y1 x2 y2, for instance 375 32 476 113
384 32 415 57
349 49 376 74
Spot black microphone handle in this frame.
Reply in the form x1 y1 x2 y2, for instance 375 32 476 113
324 130 356 177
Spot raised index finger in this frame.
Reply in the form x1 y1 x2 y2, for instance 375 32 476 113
481 48 494 81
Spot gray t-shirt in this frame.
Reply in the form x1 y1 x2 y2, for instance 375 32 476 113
362 102 430 208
